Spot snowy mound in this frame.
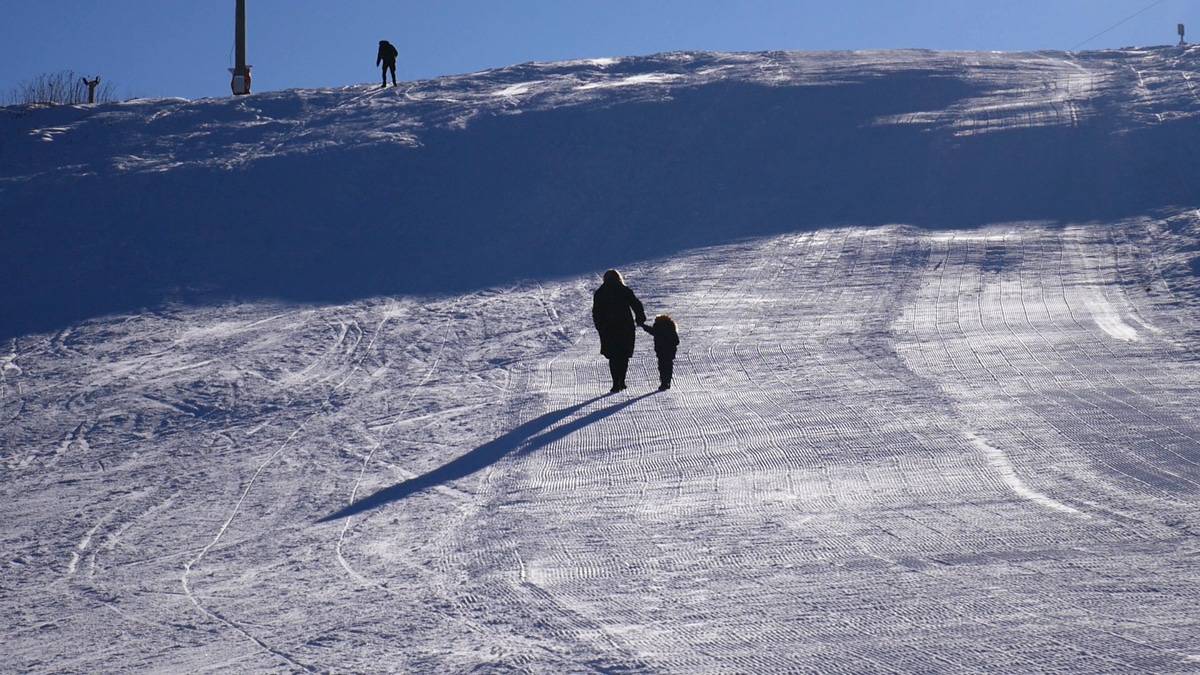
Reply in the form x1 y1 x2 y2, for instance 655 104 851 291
6 49 1200 673
3 48 1200 339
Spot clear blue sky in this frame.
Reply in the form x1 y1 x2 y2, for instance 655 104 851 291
1 1 1195 100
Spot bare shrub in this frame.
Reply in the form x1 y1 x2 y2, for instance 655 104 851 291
7 70 117 106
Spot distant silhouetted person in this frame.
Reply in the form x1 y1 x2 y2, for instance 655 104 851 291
377 40 399 88
641 315 679 390
81 76 101 104
593 269 646 393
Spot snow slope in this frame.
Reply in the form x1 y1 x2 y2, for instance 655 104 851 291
3 48 1200 672
4 48 1200 340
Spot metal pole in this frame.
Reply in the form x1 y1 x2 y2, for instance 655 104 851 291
231 0 252 95
235 0 246 71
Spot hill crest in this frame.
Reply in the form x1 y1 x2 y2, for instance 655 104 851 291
2 47 1199 338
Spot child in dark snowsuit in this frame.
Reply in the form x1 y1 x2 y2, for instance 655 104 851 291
641 315 679 390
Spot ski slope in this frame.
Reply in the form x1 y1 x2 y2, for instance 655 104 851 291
4 48 1200 672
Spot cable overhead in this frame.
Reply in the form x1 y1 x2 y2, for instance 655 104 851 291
1070 0 1168 51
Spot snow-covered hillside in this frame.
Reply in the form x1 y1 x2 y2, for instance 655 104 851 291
3 48 1200 672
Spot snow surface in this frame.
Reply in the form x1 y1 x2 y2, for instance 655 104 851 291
3 48 1200 672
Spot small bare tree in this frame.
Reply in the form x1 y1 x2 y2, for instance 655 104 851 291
7 70 117 106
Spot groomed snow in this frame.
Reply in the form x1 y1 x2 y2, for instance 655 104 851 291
3 48 1200 672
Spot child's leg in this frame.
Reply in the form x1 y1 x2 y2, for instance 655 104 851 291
658 357 673 389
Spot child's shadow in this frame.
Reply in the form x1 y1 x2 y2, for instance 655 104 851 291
317 391 655 522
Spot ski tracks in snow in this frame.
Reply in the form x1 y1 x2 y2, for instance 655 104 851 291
7 222 1200 671
179 303 426 670
330 308 458 584
413 223 1200 671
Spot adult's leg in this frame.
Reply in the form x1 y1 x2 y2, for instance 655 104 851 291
613 357 630 390
389 62 397 85
380 64 388 87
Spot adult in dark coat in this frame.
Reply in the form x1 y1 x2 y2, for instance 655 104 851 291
592 269 646 393
376 40 399 88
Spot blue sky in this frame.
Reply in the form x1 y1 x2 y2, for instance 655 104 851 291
1 1 1195 100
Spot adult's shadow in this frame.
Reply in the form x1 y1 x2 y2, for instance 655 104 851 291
318 391 655 522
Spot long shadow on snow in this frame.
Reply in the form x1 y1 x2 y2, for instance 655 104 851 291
317 392 653 522
4 72 1199 339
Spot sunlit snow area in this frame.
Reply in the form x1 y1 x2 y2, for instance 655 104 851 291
4 48 1200 672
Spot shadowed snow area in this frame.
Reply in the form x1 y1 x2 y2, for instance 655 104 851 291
4 48 1200 672
5 48 1200 339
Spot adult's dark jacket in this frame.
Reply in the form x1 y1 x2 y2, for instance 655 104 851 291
377 41 398 65
592 280 647 360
